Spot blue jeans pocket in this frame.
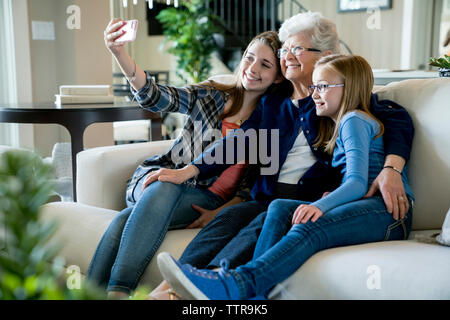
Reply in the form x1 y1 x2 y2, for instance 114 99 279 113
383 216 408 241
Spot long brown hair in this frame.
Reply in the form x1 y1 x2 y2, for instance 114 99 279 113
199 31 286 120
313 55 384 154
444 29 450 47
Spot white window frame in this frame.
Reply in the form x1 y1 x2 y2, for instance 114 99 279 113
401 0 444 70
0 0 19 146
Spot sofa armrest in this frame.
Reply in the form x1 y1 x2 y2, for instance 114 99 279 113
76 140 174 210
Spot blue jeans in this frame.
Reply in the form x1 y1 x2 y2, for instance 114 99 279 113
86 181 224 294
233 197 413 298
179 201 267 269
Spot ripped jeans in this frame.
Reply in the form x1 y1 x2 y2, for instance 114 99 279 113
232 196 413 299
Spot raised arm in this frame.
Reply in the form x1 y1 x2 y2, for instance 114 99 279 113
104 19 147 92
104 19 222 115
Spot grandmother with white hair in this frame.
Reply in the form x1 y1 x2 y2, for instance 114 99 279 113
149 12 414 300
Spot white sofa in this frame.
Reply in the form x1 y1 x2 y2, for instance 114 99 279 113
40 78 450 299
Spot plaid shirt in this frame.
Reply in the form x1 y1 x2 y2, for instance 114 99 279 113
126 71 255 206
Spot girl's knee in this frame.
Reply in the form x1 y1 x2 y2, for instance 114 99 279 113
106 208 132 239
267 199 298 220
144 180 181 194
138 181 184 206
289 222 321 243
114 208 132 225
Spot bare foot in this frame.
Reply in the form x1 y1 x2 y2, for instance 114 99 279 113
147 289 181 300
148 281 181 300
107 291 129 300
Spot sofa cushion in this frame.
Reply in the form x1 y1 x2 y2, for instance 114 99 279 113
375 78 450 230
76 140 174 210
269 230 450 300
40 202 200 290
41 202 118 273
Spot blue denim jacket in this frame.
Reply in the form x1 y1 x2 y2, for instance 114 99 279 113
193 93 414 205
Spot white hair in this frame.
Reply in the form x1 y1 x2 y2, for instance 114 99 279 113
278 11 341 54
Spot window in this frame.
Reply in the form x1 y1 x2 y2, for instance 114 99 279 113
0 0 18 146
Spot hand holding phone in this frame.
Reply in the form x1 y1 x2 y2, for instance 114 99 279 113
116 20 138 43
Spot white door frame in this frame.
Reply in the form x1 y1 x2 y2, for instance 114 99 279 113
0 0 18 146
12 0 34 149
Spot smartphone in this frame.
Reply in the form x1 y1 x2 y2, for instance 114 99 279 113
116 20 138 43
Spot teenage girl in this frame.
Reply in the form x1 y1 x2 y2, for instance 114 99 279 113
87 23 285 299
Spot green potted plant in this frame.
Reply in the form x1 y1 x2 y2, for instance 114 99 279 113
429 55 450 77
156 0 224 84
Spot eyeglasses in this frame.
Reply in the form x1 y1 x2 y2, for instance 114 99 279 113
277 46 321 58
308 84 344 94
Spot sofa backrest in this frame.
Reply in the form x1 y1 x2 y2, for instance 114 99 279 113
374 78 450 230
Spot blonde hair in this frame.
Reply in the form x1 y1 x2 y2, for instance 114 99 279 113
313 54 384 154
199 31 287 120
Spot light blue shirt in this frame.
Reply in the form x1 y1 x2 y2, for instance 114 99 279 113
312 111 414 213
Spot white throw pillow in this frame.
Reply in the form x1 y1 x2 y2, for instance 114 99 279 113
436 208 450 246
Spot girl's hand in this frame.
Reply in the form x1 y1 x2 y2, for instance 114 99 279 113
187 196 243 229
186 204 220 229
142 165 200 190
104 19 127 56
292 204 323 224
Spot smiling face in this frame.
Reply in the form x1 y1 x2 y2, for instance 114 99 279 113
312 65 345 121
239 41 282 94
280 32 321 84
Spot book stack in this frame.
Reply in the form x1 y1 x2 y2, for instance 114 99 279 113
55 85 114 106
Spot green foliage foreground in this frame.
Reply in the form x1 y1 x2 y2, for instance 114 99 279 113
0 150 106 299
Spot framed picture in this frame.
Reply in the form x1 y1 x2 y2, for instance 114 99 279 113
338 0 392 13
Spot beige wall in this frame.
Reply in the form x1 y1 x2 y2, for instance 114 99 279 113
27 0 114 156
280 0 405 70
